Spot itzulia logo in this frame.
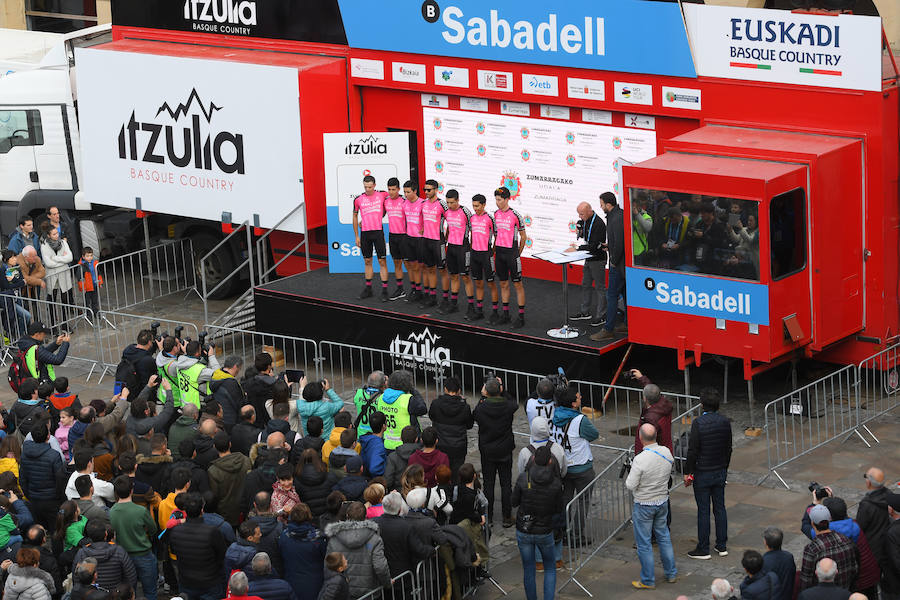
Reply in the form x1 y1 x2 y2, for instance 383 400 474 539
389 327 451 365
183 0 256 25
345 135 388 156
118 88 244 174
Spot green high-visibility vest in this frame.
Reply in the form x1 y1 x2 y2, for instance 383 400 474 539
158 360 182 407
375 392 412 450
25 346 54 381
177 362 207 410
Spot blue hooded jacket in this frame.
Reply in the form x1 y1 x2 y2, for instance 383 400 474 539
358 432 386 477
551 406 600 473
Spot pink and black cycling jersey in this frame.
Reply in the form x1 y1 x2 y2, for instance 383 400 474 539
353 191 386 231
469 213 495 252
422 199 448 241
444 206 472 247
404 198 425 238
494 208 525 249
384 195 406 234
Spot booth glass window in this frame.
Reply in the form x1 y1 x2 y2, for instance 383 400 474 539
631 188 760 281
770 188 806 280
26 0 98 33
0 110 44 154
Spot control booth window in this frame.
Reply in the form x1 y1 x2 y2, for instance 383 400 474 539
631 188 760 281
770 188 806 280
0 110 44 154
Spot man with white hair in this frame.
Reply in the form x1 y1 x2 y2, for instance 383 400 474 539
17 245 46 296
246 552 294 600
373 491 431 580
798 558 851 600
228 571 259 600
710 578 736 600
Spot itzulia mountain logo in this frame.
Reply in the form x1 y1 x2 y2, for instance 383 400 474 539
345 135 388 156
117 88 245 174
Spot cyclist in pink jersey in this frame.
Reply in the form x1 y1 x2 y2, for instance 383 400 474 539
468 194 500 322
438 189 475 317
383 177 408 300
402 180 425 303
493 186 528 328
352 175 389 301
420 179 450 310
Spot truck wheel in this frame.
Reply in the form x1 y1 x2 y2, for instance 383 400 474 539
191 233 240 299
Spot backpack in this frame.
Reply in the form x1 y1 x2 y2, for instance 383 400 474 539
354 388 382 430
7 349 29 393
114 356 140 395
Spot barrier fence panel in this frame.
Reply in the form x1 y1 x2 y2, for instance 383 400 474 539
94 312 201 383
354 570 416 600
857 342 900 435
205 324 321 384
760 364 859 489
561 450 633 597
60 238 198 314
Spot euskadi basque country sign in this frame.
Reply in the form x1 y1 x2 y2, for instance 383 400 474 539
683 4 882 92
626 267 769 326
336 0 697 78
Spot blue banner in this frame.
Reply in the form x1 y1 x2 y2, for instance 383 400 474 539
626 267 769 325
326 206 402 274
336 0 696 78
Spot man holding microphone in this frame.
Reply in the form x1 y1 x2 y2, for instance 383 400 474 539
568 201 608 328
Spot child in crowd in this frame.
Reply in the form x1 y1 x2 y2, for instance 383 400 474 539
328 428 360 480
78 246 102 317
55 500 86 551
364 483 385 519
0 437 21 480
318 552 349 600
54 406 76 462
451 463 490 569
272 463 301 520
49 377 79 421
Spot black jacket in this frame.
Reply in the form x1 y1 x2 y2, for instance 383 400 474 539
605 206 625 271
373 514 432 576
332 474 367 503
241 458 280 516
232 420 262 457
167 516 227 588
296 465 339 517
383 442 421 492
20 440 64 501
428 394 474 458
575 212 607 262
120 344 156 395
252 513 285 576
511 459 563 535
685 410 732 474
16 336 69 381
883 518 900 594
796 582 851 600
192 434 218 469
857 486 891 569
405 510 448 548
73 541 137 590
473 394 518 457
245 374 277 427
763 549 796 600
449 485 481 525
210 372 245 429
247 572 297 600
740 571 779 600
317 568 348 600
135 453 173 494
169 458 210 495
292 436 325 463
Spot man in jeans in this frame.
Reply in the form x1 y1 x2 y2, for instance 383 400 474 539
684 388 732 560
569 201 607 327
625 424 677 589
109 475 158 600
591 192 626 342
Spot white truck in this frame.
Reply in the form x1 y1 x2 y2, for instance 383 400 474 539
0 24 249 297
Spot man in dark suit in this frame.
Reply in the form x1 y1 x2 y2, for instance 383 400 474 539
797 558 851 600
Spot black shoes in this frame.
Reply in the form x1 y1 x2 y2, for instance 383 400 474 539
389 287 406 301
512 317 525 329
498 312 511 325
358 287 373 299
487 311 500 325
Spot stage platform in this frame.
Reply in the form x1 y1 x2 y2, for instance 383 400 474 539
254 269 628 379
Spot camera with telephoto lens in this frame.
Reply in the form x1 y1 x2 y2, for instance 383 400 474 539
150 321 161 341
808 482 830 500
174 325 185 341
547 366 568 393
198 330 212 358
484 371 496 385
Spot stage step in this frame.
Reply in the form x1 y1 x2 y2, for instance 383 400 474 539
210 289 256 332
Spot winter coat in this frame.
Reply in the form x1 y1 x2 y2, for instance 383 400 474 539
685 410 732 474
245 374 277 428
473 394 518 457
316 568 349 600
322 427 360 465
405 510 448 548
511 457 564 535
20 440 63 502
210 369 245 429
408 449 450 487
373 513 431 577
127 387 176 437
167 516 227 588
16 336 69 382
73 541 137 590
854 529 882 592
203 512 236 545
332 474 368 503
241 454 281 516
383 442 421 491
857 487 891 568
428 394 474 457
247 572 297 600
328 447 357 476
763 549 796 600
16 254 45 291
358 433 386 477
279 521 327 600
883 518 900 594
224 538 258 577
167 415 199 460
517 416 567 478
208 452 252 525
75 498 110 528
40 238 73 293
21 544 61 600
605 205 625 271
3 564 55 600
252 513 285 576
297 389 345 439
8 229 40 258
260 418 301 447
170 458 210 495
296 465 339 517
192 434 218 469
120 344 157 396
634 378 674 453
740 571 779 600
232 421 263 457
441 524 477 569
325 519 390 599
135 453 173 494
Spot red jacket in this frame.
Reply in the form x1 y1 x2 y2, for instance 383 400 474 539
408 448 449 487
634 376 673 454
77 259 103 292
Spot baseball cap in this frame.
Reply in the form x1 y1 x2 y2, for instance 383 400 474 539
886 493 900 512
809 504 831 524
27 321 51 335
345 455 363 474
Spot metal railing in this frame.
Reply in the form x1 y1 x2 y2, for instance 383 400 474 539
204 324 321 382
200 221 254 325
560 450 633 597
353 570 415 600
856 342 900 433
255 201 311 284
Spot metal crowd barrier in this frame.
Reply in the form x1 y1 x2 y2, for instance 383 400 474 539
760 364 861 489
354 570 415 600
560 450 633 597
856 342 900 433
205 324 321 382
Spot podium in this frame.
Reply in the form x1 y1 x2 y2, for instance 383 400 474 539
534 249 593 339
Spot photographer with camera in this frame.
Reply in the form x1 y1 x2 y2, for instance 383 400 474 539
118 329 159 397
473 374 518 528
165 338 219 411
629 370 673 454
802 483 833 541
156 336 184 408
